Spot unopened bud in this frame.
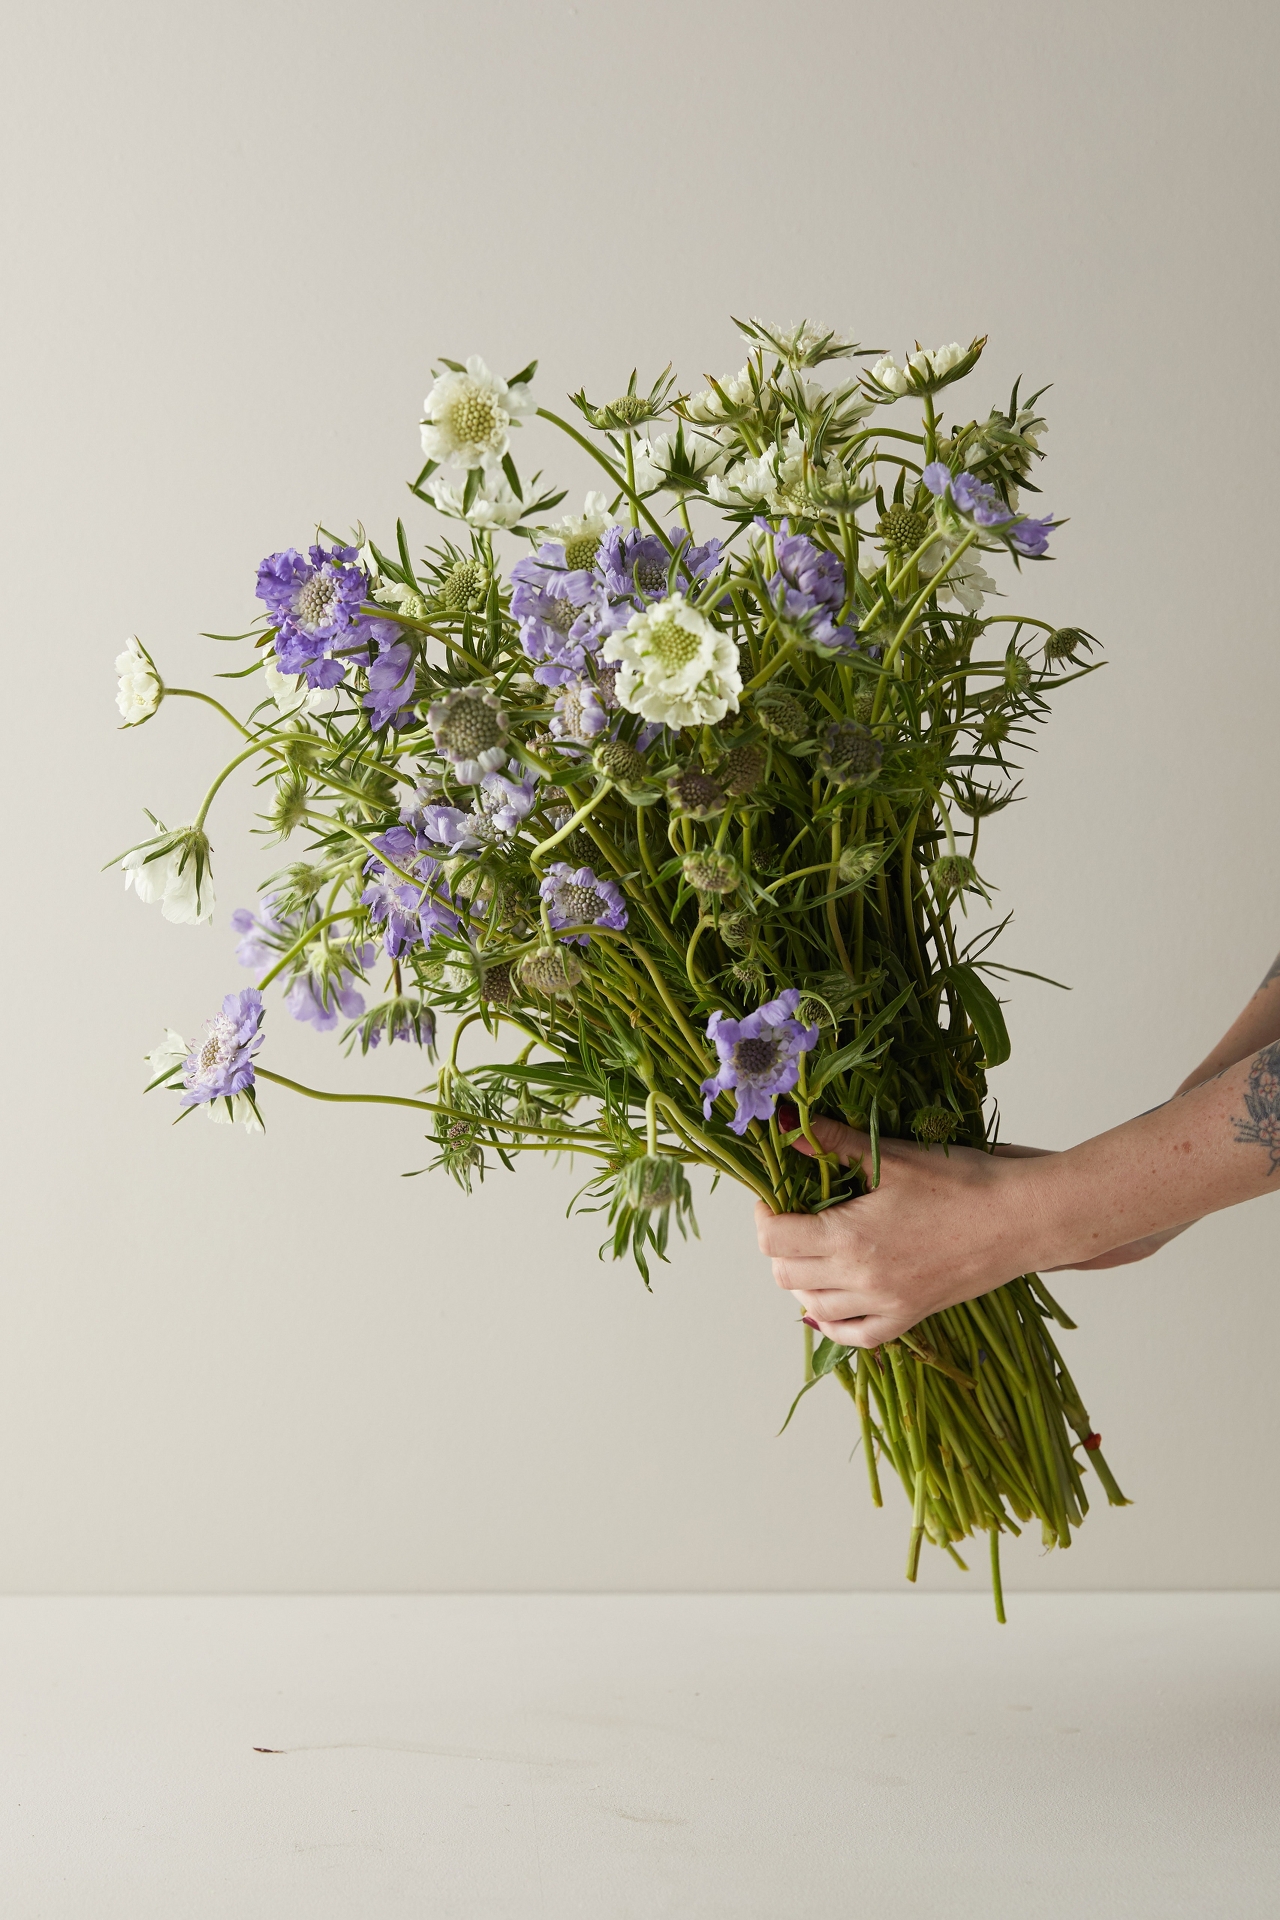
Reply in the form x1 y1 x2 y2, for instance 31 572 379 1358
754 687 809 741
682 850 740 895
519 944 583 1000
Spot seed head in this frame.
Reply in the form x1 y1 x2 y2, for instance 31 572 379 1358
1043 626 1091 662
666 768 727 819
619 1153 682 1213
428 687 508 764
754 687 809 741
593 739 651 789
519 944 584 999
1004 655 1033 694
720 910 758 951
979 712 1011 747
681 850 740 896
930 853 977 894
719 742 767 797
267 776 311 839
911 1106 959 1145
729 959 768 997
849 685 877 724
877 505 930 551
817 719 884 789
480 960 519 1007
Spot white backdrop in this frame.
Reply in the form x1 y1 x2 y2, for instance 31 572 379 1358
1 0 1277 1593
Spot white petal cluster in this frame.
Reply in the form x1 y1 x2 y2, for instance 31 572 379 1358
685 366 755 422
262 659 332 716
917 535 998 613
207 1092 264 1134
146 1029 188 1081
603 594 742 730
631 430 725 494
420 355 532 469
122 832 215 925
427 465 525 529
873 344 966 395
537 490 615 548
706 450 777 507
115 637 161 726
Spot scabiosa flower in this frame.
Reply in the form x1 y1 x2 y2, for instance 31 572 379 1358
479 760 539 833
700 989 820 1134
361 829 456 957
817 720 884 789
719 742 767 796
285 968 367 1032
520 943 584 999
596 526 723 607
685 366 755 422
510 555 596 685
604 593 742 730
1009 515 1054 557
767 527 859 651
181 988 265 1112
428 688 509 783
666 767 728 818
534 491 615 570
631 427 725 495
256 544 372 689
551 677 610 745
363 635 417 731
592 738 652 792
122 827 215 925
682 850 740 895
420 356 533 468
427 466 526 529
231 895 292 969
539 863 629 945
262 659 330 717
115 637 161 725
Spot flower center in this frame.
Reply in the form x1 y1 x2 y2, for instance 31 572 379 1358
635 557 669 596
553 881 606 924
293 575 337 629
548 596 579 634
448 390 498 448
436 693 505 756
442 560 486 611
644 612 701 669
733 1034 781 1079
195 1016 233 1081
563 533 601 571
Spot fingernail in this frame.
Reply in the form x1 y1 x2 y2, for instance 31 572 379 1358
801 1315 820 1330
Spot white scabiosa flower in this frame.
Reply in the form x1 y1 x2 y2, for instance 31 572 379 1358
427 465 525 529
536 491 616 569
122 829 215 925
420 356 533 469
631 429 725 495
870 355 911 396
707 450 777 506
917 536 998 613
115 637 161 726
145 1029 189 1082
603 593 742 730
685 366 755 422
262 659 330 716
207 1092 265 1134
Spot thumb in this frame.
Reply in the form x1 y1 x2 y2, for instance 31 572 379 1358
779 1103 870 1166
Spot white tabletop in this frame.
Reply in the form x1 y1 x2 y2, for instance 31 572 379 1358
2 1592 1276 1918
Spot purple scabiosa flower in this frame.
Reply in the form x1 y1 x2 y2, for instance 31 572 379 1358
595 527 723 608
950 471 1012 527
538 863 629 945
285 970 367 1032
767 526 859 651
427 688 509 784
256 544 373 689
363 632 418 730
181 989 265 1108
230 895 292 970
479 761 539 832
510 547 598 686
700 989 820 1134
1010 515 1054 557
550 677 610 745
417 804 494 855
361 828 456 957
922 462 952 497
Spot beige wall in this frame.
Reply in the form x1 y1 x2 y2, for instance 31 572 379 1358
2 0 1277 1592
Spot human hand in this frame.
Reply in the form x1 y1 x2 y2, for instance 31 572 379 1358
755 1113 1054 1347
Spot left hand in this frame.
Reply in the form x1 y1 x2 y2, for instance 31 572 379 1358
755 1113 1055 1346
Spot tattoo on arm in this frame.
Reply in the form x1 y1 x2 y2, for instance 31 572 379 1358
1255 952 1280 996
1231 1042 1280 1175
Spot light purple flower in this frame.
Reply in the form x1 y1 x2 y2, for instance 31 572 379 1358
479 761 539 831
922 464 1054 554
511 546 598 685
231 896 292 970
363 632 417 730
285 971 367 1032
361 828 456 957
700 989 820 1134
767 526 858 650
922 462 952 497
538 863 629 945
550 678 610 744
1010 515 1054 557
255 543 373 689
181 989 265 1108
418 804 491 855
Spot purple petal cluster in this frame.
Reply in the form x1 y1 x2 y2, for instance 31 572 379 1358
181 988 265 1107
363 633 418 730
285 970 368 1031
539 863 629 945
231 896 292 969
361 828 457 958
922 464 1055 554
511 529 723 686
767 526 858 650
700 988 820 1134
256 544 375 689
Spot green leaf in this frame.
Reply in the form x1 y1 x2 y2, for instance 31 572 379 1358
806 982 915 1099
501 453 524 502
438 357 467 373
948 962 1011 1067
506 359 538 389
395 520 419 590
462 467 483 516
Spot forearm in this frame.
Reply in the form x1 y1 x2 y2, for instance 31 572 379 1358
1177 963 1280 1092
1026 1041 1280 1269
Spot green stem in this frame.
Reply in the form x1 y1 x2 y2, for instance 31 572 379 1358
255 910 361 992
529 780 614 865
536 408 673 550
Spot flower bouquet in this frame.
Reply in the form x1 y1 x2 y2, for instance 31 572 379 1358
115 317 1127 1617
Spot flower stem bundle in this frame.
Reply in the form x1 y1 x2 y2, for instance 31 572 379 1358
117 319 1127 1611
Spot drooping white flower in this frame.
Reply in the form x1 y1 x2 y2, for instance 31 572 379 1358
122 830 215 925
603 593 742 730
115 636 161 725
870 355 911 396
146 1029 189 1082
262 659 331 716
427 464 526 529
420 356 533 469
207 1091 265 1134
917 536 998 613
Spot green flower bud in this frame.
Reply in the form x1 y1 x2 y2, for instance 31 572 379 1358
619 1153 684 1212
729 959 768 997
267 776 311 839
754 687 809 741
593 739 651 790
1004 654 1032 694
1043 626 1092 662
838 842 883 886
930 853 977 894
480 960 519 1007
682 850 740 895
877 505 930 551
849 686 877 725
979 712 1012 747
817 719 884 789
720 910 758 951
441 559 488 613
